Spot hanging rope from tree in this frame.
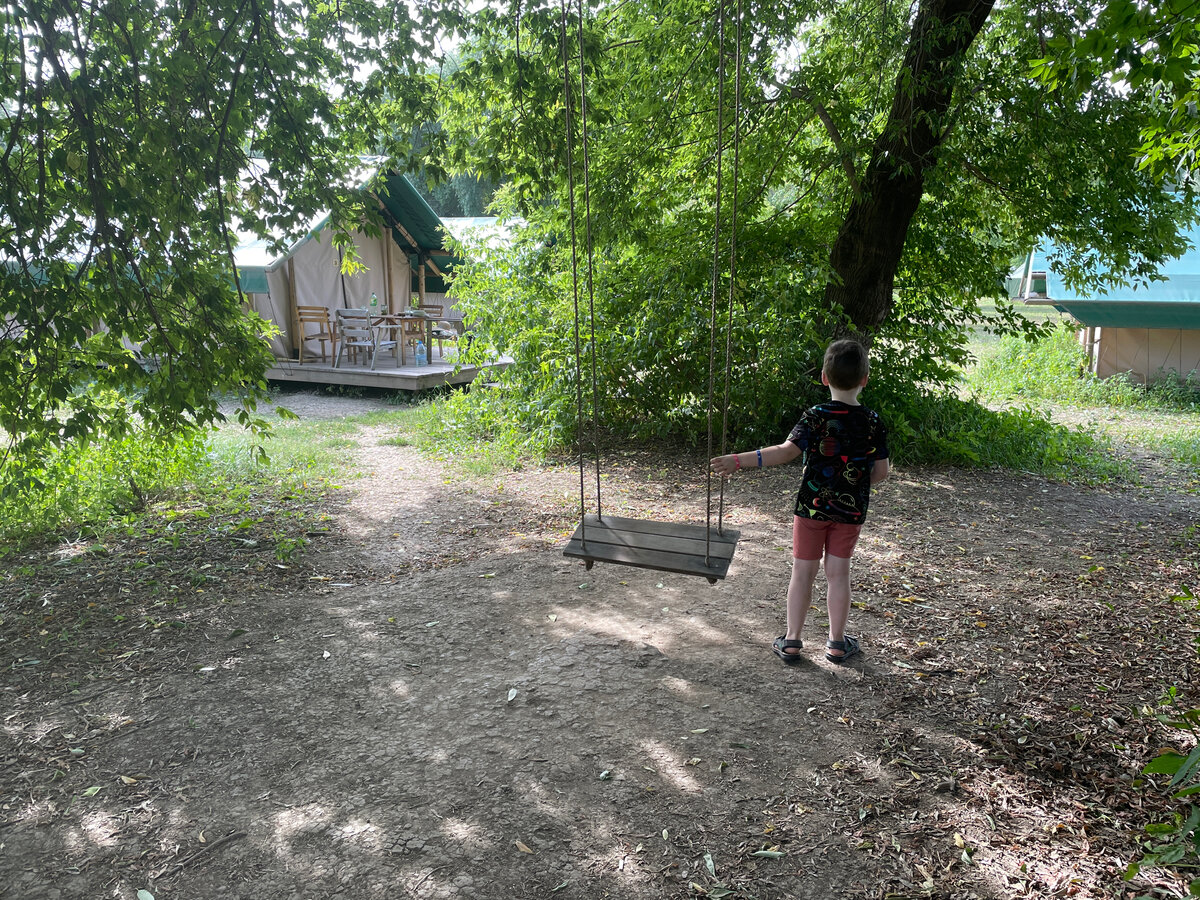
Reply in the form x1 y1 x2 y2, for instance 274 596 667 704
562 0 743 583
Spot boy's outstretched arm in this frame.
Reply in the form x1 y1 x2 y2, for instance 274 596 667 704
711 442 802 477
871 458 890 484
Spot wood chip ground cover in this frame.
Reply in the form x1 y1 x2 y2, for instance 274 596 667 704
1 395 1198 900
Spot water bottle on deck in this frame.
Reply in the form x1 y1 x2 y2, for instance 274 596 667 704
415 339 427 367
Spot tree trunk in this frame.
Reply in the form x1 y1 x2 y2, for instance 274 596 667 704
825 0 996 336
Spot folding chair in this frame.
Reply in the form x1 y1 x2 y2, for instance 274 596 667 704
333 308 397 371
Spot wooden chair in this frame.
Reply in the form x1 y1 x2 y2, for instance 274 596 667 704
400 314 429 364
418 304 456 360
333 308 397 371
295 305 337 364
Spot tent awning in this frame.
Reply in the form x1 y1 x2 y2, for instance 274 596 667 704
232 164 462 295
1012 240 1200 330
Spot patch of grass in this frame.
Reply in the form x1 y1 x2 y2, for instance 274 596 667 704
0 429 210 543
208 418 359 478
964 323 1200 477
970 324 1200 412
0 408 356 549
875 386 1129 482
1155 425 1200 469
968 298 1070 361
367 391 539 476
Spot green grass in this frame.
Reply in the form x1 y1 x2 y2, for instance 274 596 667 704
967 297 1071 361
965 321 1200 474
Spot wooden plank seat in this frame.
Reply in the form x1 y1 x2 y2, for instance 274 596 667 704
563 514 739 583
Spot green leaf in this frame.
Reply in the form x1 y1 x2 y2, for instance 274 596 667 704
1145 752 1187 776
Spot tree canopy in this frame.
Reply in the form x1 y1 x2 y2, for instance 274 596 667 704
0 0 447 475
428 0 1197 446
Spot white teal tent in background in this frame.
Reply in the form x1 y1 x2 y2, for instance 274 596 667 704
1011 236 1200 383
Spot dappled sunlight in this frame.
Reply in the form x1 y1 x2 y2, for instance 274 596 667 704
4 716 63 744
271 803 333 857
384 677 413 699
512 774 577 822
439 817 496 852
79 810 121 848
636 739 703 794
332 817 386 851
6 408 1197 899
657 675 697 700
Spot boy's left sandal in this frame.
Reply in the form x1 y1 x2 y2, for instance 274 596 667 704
825 635 861 665
772 636 804 665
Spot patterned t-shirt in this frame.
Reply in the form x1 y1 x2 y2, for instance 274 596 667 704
787 401 889 524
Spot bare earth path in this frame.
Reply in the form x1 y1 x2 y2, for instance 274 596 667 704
2 392 1199 900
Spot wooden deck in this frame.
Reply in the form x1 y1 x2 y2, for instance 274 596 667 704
266 350 511 391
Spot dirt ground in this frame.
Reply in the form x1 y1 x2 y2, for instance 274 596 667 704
2 391 1199 900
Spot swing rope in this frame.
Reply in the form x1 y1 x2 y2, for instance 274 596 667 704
561 0 742 583
706 0 743 563
560 0 602 543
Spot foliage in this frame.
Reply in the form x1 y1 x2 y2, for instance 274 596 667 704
1128 647 1200 898
0 427 207 542
427 0 1195 457
0 0 450 472
1034 1 1200 181
0 406 350 546
865 381 1125 479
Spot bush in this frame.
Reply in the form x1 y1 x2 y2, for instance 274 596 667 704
870 382 1126 479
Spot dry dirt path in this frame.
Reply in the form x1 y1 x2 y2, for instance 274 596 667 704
2 392 1199 900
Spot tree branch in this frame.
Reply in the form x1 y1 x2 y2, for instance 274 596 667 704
771 77 861 198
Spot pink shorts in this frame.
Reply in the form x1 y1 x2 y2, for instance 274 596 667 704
792 516 863 560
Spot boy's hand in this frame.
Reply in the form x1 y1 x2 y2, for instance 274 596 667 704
711 454 737 476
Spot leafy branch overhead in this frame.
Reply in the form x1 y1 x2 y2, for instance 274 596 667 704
0 0 447 466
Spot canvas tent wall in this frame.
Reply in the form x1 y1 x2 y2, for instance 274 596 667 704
234 168 461 361
1013 240 1200 382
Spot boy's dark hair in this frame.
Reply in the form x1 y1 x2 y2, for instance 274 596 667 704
823 339 870 390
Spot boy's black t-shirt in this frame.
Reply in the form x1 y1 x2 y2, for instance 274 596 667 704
786 400 889 524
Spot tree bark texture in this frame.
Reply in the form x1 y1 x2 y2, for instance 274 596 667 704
825 0 996 335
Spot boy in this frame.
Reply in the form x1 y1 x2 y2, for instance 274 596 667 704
710 339 889 664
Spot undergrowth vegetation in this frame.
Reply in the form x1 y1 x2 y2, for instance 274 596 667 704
969 324 1200 471
6 319 1199 547
0 410 350 549
971 323 1200 411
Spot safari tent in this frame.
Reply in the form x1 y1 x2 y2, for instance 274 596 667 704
1012 241 1200 383
234 167 465 364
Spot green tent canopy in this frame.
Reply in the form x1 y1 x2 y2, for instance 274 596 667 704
1018 241 1200 330
234 164 461 296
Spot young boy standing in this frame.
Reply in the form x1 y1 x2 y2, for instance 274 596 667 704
711 339 889 665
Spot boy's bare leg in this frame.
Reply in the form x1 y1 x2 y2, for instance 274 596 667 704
824 553 852 656
784 557 821 653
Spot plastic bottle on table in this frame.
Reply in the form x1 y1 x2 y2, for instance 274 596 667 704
369 292 379 311
415 340 427 367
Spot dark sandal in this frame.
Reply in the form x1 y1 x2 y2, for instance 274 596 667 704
772 636 804 664
825 635 861 664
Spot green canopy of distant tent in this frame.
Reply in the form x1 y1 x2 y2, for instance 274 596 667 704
235 166 461 295
1019 240 1200 329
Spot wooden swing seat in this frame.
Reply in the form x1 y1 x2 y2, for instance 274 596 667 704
563 514 739 583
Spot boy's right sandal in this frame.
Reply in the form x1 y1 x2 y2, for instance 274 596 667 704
772 636 804 665
825 635 861 665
